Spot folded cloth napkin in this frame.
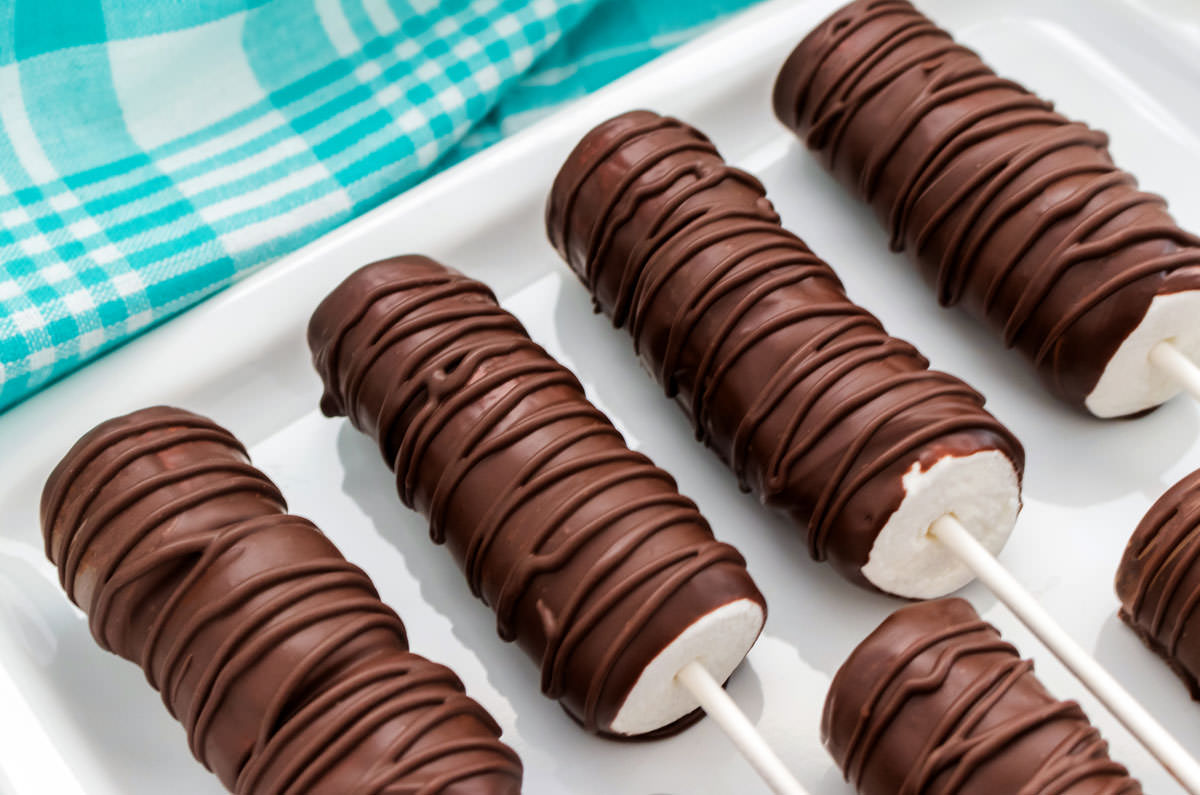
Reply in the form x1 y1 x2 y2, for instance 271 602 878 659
0 0 758 412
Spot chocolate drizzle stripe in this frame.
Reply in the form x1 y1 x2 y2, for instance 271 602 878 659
495 493 695 644
41 415 248 558
428 404 619 554
589 145 732 290
811 410 1008 555
774 0 1200 408
87 475 287 652
278 688 476 795
236 661 492 794
64 461 281 599
796 3 936 130
636 224 821 349
552 114 692 262
664 257 834 403
862 85 1047 204
197 608 404 767
974 168 1126 308
48 428 244 567
141 515 288 691
177 582 399 758
361 738 524 795
1161 527 1200 653
625 206 802 338
49 426 256 572
315 274 463 416
1118 469 1200 699
546 109 1023 588
578 546 737 720
1038 250 1200 366
396 361 579 509
467 450 677 605
696 305 873 450
906 657 1028 793
348 296 496 411
42 406 522 793
825 599 1141 794
844 618 1006 782
937 700 1087 793
308 255 764 734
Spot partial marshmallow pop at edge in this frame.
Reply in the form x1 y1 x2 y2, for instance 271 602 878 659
1117 468 1200 701
545 108 1200 793
825 597 1144 794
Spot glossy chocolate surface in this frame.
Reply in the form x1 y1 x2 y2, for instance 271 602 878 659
41 405 522 794
825 598 1141 794
308 255 765 736
545 109 1022 590
773 0 1200 410
1117 468 1200 698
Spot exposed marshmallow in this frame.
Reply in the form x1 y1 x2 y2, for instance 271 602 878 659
609 598 765 736
1086 291 1200 418
861 451 1021 598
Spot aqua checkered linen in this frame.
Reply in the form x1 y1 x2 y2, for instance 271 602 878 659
0 0 758 412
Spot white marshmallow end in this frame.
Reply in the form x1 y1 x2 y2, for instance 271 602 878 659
1085 291 1200 418
608 597 765 736
860 450 1020 599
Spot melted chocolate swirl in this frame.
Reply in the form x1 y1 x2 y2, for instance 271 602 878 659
41 406 522 794
773 0 1200 410
825 598 1141 794
1117 468 1200 698
308 256 765 736
545 110 1022 590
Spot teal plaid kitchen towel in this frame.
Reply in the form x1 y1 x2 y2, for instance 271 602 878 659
0 0 758 412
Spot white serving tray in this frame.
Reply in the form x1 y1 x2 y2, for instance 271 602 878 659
2 0 1199 792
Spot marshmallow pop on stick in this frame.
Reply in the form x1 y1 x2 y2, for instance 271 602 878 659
772 0 1200 418
1118 468 1200 698
308 257 804 793
40 406 523 795
826 598 1142 794
546 108 1022 599
545 109 1200 791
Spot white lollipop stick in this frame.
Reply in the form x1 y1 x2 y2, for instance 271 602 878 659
675 660 808 795
930 514 1200 794
1151 340 1200 405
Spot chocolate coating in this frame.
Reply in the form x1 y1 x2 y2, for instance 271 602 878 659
1117 468 1200 698
41 406 522 795
825 598 1142 794
773 0 1200 411
307 255 765 736
545 109 1023 591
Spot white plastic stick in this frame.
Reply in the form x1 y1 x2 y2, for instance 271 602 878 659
930 515 1200 794
1151 340 1200 405
675 660 808 795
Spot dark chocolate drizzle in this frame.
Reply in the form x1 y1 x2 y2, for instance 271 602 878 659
824 598 1142 794
307 256 765 736
41 406 523 794
773 0 1200 410
545 109 1022 591
1117 468 1200 699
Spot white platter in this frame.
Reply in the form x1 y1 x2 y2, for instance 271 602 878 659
2 0 1199 792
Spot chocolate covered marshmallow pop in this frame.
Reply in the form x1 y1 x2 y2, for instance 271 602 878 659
1118 468 1200 698
545 109 1200 791
41 406 523 795
772 0 1200 418
546 108 1023 599
308 257 805 794
826 598 1142 794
